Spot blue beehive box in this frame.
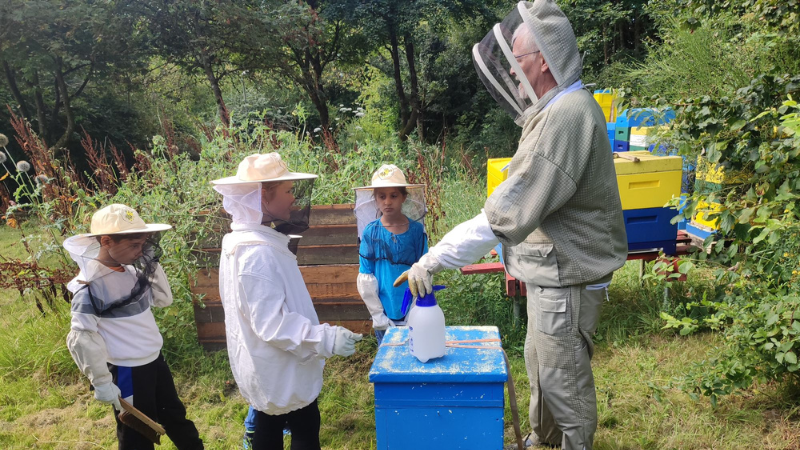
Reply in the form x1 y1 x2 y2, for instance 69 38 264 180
614 140 630 152
369 326 507 450
624 207 679 255
677 195 688 230
686 220 719 240
606 123 616 147
616 108 676 128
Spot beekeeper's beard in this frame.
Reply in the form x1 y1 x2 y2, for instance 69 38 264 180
518 81 528 100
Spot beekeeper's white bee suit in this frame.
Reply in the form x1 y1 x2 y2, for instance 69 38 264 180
401 2 627 449
213 153 362 416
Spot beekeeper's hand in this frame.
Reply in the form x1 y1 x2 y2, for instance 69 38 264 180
395 254 441 298
94 382 122 411
333 327 363 357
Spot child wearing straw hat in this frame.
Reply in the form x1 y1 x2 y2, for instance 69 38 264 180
212 153 362 450
64 204 204 450
353 164 429 345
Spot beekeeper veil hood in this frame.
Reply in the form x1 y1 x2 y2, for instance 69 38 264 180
472 0 582 125
63 204 170 315
212 153 318 234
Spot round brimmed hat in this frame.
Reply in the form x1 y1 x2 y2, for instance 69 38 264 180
211 153 318 185
82 204 172 237
353 164 424 190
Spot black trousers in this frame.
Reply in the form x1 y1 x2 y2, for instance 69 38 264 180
252 399 321 450
110 353 203 450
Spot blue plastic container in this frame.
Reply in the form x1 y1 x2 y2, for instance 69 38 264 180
369 326 507 450
624 207 679 255
614 140 630 152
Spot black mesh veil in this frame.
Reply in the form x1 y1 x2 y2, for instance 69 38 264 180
262 178 315 235
63 233 164 317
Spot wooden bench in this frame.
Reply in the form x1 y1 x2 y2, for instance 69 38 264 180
460 230 695 320
191 204 370 351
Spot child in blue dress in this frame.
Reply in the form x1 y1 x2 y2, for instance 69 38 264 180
354 164 428 345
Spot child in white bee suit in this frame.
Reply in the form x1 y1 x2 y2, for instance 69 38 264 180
353 164 428 345
212 153 362 450
64 204 204 450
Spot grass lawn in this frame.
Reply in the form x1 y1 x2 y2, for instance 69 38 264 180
1 224 799 449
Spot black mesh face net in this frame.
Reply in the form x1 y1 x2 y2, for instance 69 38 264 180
262 178 315 235
472 3 539 124
81 235 164 317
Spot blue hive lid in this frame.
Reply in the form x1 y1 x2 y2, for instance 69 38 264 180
368 326 508 383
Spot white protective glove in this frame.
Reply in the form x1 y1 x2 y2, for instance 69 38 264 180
94 382 122 411
395 253 442 298
332 327 363 357
356 273 392 331
394 211 499 297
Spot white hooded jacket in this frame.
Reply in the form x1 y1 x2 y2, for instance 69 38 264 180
219 222 338 414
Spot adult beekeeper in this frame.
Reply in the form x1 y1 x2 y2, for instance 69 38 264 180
397 1 627 449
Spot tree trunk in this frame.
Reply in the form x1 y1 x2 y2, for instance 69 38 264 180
307 50 331 133
403 33 423 142
52 58 75 154
2 60 32 122
32 71 48 141
305 76 330 132
202 56 230 128
389 28 410 138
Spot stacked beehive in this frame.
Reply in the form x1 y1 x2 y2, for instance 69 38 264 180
613 108 676 153
684 157 747 239
614 152 683 254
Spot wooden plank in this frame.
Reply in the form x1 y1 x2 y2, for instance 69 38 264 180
460 262 505 275
296 244 359 265
308 204 356 226
195 321 226 342
194 264 362 284
192 299 225 322
315 302 369 321
190 285 360 303
192 268 218 288
192 243 360 266
298 224 358 246
505 271 517 297
327 320 372 334
199 341 228 352
299 264 358 283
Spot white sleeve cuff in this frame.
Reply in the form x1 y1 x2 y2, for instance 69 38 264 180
428 210 499 270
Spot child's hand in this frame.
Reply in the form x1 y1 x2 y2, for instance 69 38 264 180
332 328 363 357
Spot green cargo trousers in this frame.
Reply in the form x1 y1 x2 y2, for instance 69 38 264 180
524 279 609 450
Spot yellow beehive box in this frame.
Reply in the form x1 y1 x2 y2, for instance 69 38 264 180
693 200 722 230
593 92 618 122
487 157 512 198
614 151 682 210
695 156 748 185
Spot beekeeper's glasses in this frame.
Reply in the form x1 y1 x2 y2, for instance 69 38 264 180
513 50 540 62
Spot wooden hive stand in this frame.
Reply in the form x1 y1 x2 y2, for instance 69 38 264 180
191 204 370 351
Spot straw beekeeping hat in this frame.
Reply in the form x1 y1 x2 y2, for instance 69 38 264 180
353 164 424 190
211 152 317 185
82 204 171 237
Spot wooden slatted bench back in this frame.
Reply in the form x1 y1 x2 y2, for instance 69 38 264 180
191 204 369 351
